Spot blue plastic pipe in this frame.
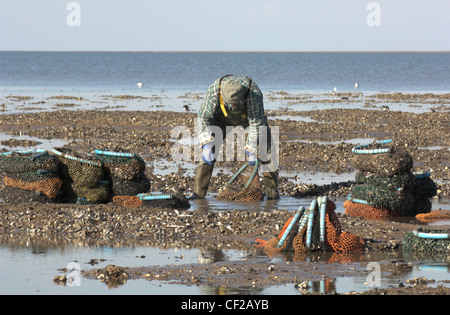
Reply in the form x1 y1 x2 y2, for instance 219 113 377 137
276 206 305 248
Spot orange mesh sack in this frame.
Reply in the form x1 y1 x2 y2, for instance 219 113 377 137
416 211 450 223
256 197 365 256
344 199 403 220
4 173 63 199
326 201 365 252
113 195 143 208
256 216 299 257
216 161 264 202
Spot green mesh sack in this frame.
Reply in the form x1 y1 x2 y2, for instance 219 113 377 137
51 148 104 188
113 193 190 209
61 179 110 203
93 149 149 196
402 228 450 254
350 184 413 213
94 149 145 181
412 198 432 216
107 173 150 196
0 150 59 174
140 193 190 209
411 172 437 199
355 171 415 191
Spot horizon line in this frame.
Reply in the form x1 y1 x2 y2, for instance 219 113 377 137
1 50 449 53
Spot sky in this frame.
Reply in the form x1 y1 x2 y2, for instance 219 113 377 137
0 0 449 51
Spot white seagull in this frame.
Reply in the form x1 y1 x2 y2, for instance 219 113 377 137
137 82 143 88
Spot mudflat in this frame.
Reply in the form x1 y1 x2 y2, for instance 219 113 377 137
0 92 449 295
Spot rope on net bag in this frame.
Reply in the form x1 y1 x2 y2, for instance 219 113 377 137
113 193 190 209
256 196 365 256
402 227 450 254
94 149 150 196
215 159 264 202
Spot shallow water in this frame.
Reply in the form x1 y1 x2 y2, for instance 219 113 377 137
0 88 446 116
1 234 450 295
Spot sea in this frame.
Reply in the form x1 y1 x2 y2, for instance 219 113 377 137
1 51 449 97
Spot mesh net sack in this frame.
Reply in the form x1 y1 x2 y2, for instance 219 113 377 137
349 185 413 213
61 179 110 203
352 140 413 176
402 228 450 254
0 150 63 202
256 198 365 256
411 198 432 216
94 149 146 181
107 174 150 196
412 172 437 199
94 149 150 197
355 171 415 191
51 147 104 188
344 199 403 220
113 193 190 209
0 150 59 174
416 210 450 223
4 173 63 199
216 162 264 202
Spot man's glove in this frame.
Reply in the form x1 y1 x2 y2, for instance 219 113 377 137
245 150 256 166
202 142 215 165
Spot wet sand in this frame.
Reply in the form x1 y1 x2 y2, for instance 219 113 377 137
0 91 449 295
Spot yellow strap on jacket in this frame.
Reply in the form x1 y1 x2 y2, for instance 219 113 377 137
219 93 228 117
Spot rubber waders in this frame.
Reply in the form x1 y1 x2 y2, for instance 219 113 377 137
192 163 214 199
262 171 280 200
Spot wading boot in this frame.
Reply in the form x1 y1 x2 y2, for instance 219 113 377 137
262 171 280 200
192 163 214 199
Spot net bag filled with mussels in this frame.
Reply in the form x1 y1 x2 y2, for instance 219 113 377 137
255 196 365 257
215 160 264 202
344 140 437 220
50 147 109 204
0 149 63 203
402 227 450 254
93 149 150 196
113 193 190 209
